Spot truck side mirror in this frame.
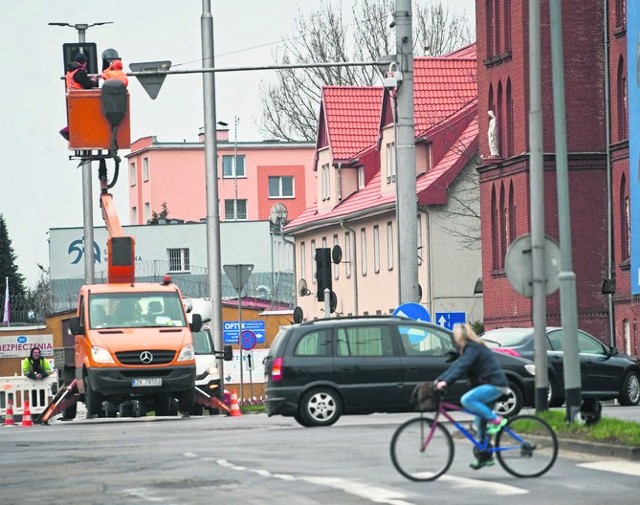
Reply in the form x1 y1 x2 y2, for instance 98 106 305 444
223 345 233 361
68 316 84 335
190 313 202 333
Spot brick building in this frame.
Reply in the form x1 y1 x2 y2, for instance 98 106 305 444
475 0 637 356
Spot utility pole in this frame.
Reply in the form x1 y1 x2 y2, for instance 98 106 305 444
528 0 549 412
549 0 582 422
394 0 419 304
201 0 225 389
49 21 112 284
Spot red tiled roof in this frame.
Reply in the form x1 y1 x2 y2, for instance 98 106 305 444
322 86 384 161
414 57 477 136
445 43 477 59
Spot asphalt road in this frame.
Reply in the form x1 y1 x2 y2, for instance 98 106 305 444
1 408 639 505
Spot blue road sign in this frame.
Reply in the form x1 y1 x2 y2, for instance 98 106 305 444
392 303 431 322
435 312 466 330
240 330 257 351
223 320 266 344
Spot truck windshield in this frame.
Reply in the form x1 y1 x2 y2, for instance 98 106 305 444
89 292 187 329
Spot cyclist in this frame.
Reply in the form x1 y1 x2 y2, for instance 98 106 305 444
435 323 509 469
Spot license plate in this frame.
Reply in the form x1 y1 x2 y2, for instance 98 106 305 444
132 378 162 387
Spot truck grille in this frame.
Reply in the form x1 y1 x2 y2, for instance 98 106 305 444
116 350 176 365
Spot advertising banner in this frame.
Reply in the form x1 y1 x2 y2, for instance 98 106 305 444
0 334 54 358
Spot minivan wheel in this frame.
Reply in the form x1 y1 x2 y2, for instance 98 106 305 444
494 382 523 417
299 387 342 427
619 371 640 406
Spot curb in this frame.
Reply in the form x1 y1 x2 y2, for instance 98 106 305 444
558 437 640 461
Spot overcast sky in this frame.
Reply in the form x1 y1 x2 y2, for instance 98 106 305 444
0 0 474 287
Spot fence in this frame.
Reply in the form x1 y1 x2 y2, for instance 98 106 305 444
0 371 59 417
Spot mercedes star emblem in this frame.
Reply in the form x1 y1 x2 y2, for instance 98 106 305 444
140 351 153 364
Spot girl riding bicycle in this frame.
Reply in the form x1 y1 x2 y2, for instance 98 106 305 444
435 323 509 469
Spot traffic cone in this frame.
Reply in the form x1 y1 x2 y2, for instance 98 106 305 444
3 400 16 426
21 400 34 427
229 389 243 417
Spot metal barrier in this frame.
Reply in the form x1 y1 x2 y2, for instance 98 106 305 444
0 371 59 416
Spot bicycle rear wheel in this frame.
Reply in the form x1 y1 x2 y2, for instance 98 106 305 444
495 414 558 478
390 417 454 481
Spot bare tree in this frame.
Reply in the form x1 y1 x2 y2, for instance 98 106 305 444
259 0 472 141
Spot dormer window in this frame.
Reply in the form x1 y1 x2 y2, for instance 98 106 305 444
321 163 330 201
357 166 365 189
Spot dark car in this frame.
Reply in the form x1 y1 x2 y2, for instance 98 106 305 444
481 327 640 407
263 316 536 427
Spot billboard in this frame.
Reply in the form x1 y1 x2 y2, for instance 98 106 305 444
629 2 640 294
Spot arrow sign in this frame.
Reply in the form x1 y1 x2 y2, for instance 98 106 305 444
129 60 171 100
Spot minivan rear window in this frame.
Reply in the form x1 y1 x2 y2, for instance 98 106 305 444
294 329 332 356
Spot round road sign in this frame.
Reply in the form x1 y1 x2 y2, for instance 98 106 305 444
240 330 257 351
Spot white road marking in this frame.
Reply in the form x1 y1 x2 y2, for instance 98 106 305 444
439 475 528 496
182 452 198 458
578 461 640 477
119 488 167 502
301 476 416 505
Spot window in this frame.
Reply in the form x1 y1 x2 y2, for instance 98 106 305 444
321 163 330 201
387 222 394 271
617 57 628 141
398 325 454 357
269 176 294 198
131 206 137 224
504 0 511 52
300 241 306 281
508 181 516 244
168 248 190 272
357 166 365 189
486 0 494 57
345 232 352 279
336 325 394 357
294 330 332 356
361 228 367 276
144 202 150 223
621 174 630 260
143 157 149 182
222 154 246 178
491 186 499 269
224 199 247 220
373 225 380 273
417 214 423 266
386 142 396 183
506 79 514 157
500 183 507 269
333 234 340 280
311 240 317 284
615 0 626 28
129 162 136 187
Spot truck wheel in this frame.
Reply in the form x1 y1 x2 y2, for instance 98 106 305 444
61 403 77 421
84 378 104 418
156 395 175 416
178 388 196 414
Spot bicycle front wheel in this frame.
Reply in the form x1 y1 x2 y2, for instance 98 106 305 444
390 417 454 481
495 414 558 478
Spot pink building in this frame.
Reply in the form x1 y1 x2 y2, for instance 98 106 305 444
125 132 315 225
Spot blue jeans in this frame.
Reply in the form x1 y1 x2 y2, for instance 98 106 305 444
460 384 503 427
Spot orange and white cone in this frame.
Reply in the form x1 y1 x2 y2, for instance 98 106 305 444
3 400 16 426
21 400 34 427
229 390 242 417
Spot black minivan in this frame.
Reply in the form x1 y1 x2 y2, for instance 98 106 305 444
264 316 536 427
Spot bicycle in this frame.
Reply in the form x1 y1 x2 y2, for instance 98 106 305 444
390 383 558 481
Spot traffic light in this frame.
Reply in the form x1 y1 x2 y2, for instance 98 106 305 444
315 248 332 301
62 42 98 75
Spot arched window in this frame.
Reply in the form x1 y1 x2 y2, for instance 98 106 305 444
509 181 516 244
491 186 499 269
494 0 501 55
506 79 514 156
486 0 494 57
620 173 630 260
615 0 626 28
500 183 507 268
488 84 495 156
504 0 511 52
623 319 631 355
497 81 504 157
617 56 628 140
